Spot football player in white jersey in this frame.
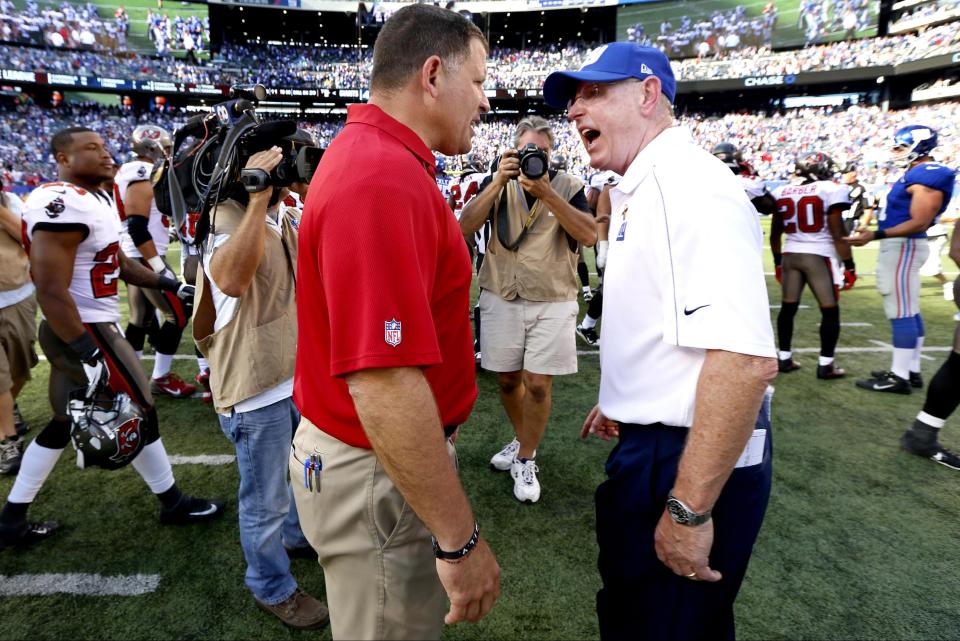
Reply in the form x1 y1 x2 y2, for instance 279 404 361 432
115 125 198 399
712 142 778 216
449 157 489 365
0 127 224 550
771 151 854 380
576 172 620 346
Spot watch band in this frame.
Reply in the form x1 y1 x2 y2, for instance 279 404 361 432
666 494 712 527
432 521 480 562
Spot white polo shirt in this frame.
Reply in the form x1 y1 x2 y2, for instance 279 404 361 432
600 126 776 428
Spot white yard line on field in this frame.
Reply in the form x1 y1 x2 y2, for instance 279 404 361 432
167 455 235 465
0 573 161 596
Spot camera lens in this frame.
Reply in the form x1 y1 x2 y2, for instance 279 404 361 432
521 155 546 179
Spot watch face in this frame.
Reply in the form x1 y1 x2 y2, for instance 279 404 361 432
667 499 689 524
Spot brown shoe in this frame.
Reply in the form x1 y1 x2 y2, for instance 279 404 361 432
255 588 329 630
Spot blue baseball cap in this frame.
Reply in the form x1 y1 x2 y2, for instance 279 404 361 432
543 43 676 109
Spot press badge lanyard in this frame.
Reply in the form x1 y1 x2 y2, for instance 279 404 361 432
496 179 542 251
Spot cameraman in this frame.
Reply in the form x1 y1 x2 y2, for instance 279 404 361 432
191 134 328 630
460 116 596 504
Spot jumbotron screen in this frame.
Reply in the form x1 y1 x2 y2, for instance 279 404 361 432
0 0 209 55
617 0 880 57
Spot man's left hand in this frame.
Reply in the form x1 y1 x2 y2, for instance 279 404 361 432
518 172 553 200
654 510 722 582
844 228 875 246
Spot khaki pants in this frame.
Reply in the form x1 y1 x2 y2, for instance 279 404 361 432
290 417 453 640
0 295 38 394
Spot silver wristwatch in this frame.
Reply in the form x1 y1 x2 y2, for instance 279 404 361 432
665 494 712 526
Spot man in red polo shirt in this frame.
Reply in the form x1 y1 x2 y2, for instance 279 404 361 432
292 5 500 640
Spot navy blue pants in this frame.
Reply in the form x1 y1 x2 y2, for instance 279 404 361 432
595 392 773 641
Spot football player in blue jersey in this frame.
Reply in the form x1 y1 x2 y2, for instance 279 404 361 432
847 125 957 394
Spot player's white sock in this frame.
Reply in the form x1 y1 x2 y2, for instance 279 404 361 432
910 336 925 374
916 411 945 429
778 350 792 361
818 356 834 366
891 348 913 380
131 440 176 495
152 353 174 379
582 315 598 330
7 442 64 504
196 357 209 373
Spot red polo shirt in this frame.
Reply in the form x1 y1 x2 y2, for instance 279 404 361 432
295 104 478 449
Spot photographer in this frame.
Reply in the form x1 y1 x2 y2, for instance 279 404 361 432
191 133 328 630
460 116 596 504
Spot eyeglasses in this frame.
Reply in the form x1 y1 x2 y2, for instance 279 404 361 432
566 78 645 110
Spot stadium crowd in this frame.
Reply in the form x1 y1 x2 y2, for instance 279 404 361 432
6 99 958 195
3 21 960 90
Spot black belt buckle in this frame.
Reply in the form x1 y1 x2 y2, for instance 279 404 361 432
443 425 459 439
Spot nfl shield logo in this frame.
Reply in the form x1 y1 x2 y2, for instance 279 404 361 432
384 319 402 347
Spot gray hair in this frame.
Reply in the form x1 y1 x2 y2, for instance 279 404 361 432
513 116 555 149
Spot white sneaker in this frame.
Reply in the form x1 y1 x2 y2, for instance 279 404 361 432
511 457 541 503
490 438 520 471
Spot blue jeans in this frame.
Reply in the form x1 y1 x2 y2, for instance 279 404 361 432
219 396 310 605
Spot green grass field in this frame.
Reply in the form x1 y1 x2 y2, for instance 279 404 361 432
616 0 880 51
1 220 959 640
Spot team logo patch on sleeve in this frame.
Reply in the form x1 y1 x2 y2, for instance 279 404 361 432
45 196 65 218
384 319 402 347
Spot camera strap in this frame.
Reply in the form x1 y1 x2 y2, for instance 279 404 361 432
496 180 541 251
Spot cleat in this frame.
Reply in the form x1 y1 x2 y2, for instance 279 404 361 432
159 495 225 525
900 432 960 470
511 457 541 503
255 588 329 630
195 369 212 404
150 372 198 398
576 324 599 346
0 520 60 551
778 358 801 373
490 438 521 471
816 363 845 380
870 370 922 388
0 439 22 475
856 372 911 394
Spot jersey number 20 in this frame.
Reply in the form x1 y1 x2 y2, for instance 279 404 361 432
91 241 121 298
777 196 824 234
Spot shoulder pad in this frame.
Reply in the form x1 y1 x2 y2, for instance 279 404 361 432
27 182 100 216
117 161 152 185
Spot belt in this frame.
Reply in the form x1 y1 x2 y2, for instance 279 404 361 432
443 425 459 439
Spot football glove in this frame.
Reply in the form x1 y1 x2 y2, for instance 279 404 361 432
596 240 609 270
842 260 857 291
81 352 109 399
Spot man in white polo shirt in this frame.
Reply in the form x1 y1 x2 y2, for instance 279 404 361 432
545 44 778 640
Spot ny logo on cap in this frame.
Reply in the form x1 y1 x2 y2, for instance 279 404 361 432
580 45 608 69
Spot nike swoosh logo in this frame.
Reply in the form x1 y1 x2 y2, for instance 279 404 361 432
684 304 711 316
873 383 894 390
189 505 218 517
49 189 66 194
